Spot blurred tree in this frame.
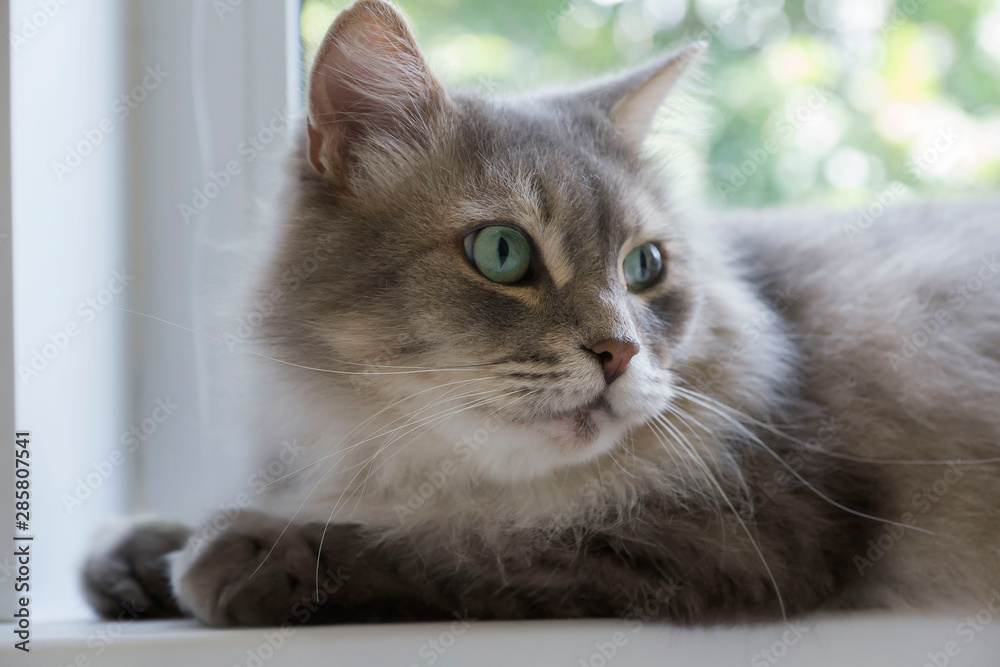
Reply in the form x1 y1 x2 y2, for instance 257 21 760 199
302 0 1000 208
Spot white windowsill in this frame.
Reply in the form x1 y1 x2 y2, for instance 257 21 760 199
4 613 1000 666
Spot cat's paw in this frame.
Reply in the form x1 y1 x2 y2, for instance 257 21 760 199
81 519 191 619
170 511 326 627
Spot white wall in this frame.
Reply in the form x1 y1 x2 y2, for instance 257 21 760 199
11 0 129 620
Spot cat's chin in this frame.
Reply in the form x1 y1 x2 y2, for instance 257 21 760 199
522 397 614 448
467 405 646 483
428 376 673 483
530 401 611 450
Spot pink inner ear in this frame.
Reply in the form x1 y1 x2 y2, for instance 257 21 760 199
306 1 445 178
308 39 371 175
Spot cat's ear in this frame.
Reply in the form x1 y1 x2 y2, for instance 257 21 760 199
306 0 447 182
577 42 705 148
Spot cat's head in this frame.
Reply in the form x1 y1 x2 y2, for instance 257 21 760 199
267 0 713 483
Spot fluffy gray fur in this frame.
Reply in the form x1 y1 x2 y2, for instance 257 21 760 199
83 0 1000 627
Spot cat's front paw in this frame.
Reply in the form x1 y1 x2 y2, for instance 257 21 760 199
170 511 332 627
82 519 191 619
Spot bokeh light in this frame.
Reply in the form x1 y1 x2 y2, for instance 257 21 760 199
301 0 1000 207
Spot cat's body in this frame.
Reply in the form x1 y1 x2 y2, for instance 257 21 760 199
84 0 1000 627
715 201 1000 612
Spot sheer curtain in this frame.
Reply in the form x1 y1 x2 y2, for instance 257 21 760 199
9 0 300 620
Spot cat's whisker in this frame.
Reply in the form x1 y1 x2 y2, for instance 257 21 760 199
646 419 701 499
360 390 544 494
345 390 540 518
662 403 750 500
252 389 510 589
271 382 515 553
118 307 503 374
659 408 728 475
263 377 502 486
361 387 514 454
651 414 788 622
251 386 515 581
650 416 726 515
607 448 639 481
653 415 718 497
314 390 533 599
357 389 535 494
671 386 933 535
674 384 1000 467
326 389 527 520
312 388 514 516
657 410 732 555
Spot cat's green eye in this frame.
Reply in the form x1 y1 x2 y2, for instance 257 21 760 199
623 242 664 292
468 225 531 284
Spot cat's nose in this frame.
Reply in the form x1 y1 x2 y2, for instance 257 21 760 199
585 339 640 385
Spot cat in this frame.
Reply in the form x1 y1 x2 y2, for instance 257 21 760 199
83 0 1000 627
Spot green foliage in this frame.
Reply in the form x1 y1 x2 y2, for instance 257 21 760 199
303 0 1000 207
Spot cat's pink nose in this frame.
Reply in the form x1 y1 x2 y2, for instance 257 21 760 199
586 339 640 385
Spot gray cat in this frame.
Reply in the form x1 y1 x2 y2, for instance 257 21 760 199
83 0 1000 627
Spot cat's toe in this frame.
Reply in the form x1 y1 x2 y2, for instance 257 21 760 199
171 512 318 627
81 519 191 619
